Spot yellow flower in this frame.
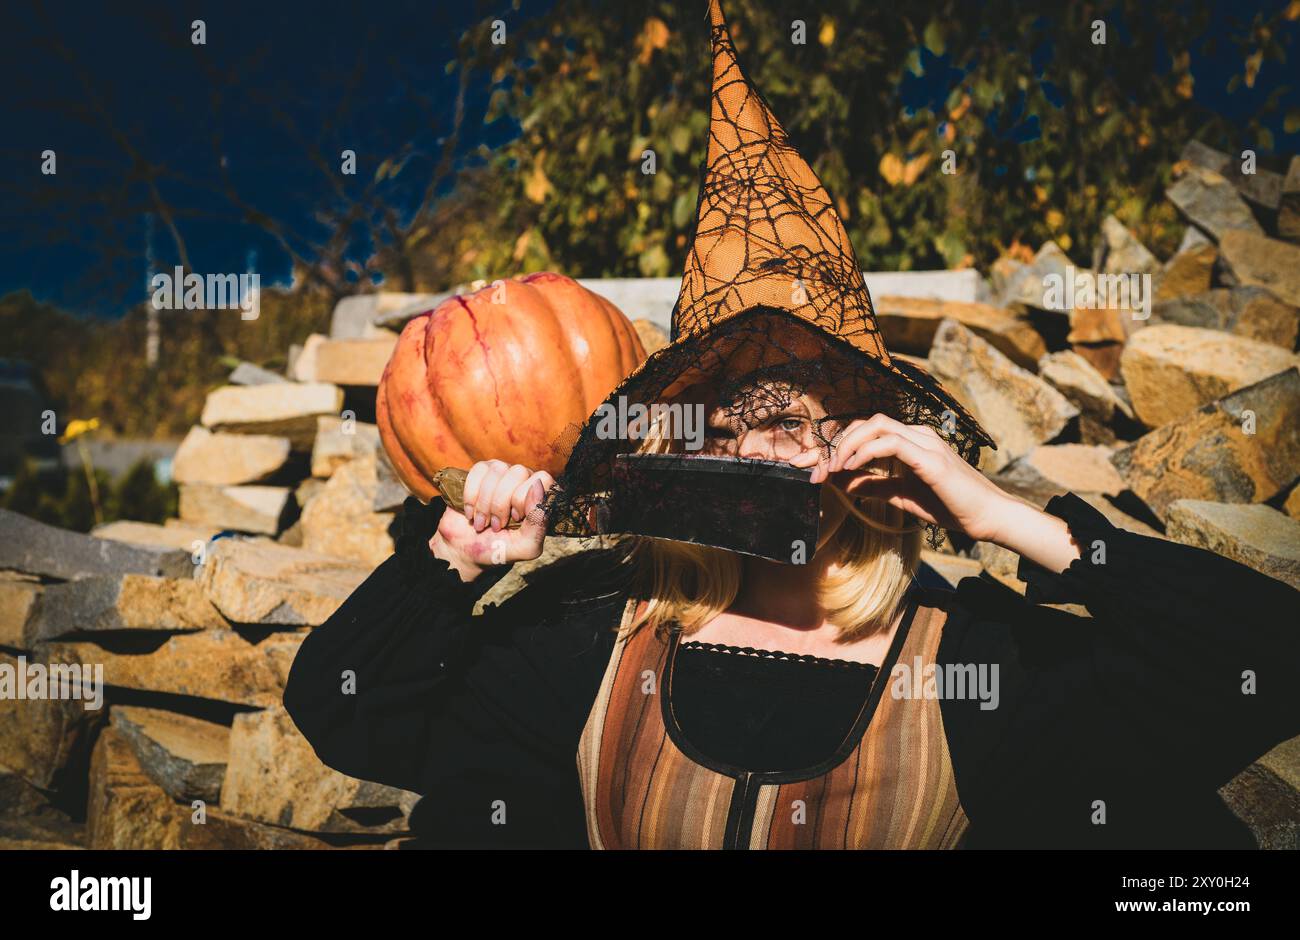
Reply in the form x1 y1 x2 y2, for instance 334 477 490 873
59 418 100 444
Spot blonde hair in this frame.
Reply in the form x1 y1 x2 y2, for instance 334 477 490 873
625 408 922 644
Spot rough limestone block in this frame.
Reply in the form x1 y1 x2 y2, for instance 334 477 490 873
197 538 368 627
1165 500 1300 590
1110 368 1300 520
1119 324 1299 428
110 705 229 804
178 484 292 536
0 772 85 849
633 318 668 355
330 292 446 339
1220 734 1300 850
996 444 1125 498
311 415 380 479
312 336 398 386
373 450 410 512
929 319 1079 472
199 382 343 449
918 551 983 589
0 574 41 649
1152 286 1299 350
92 520 221 552
1155 242 1217 303
26 574 227 645
172 425 292 486
1166 165 1264 241
0 650 102 790
0 508 191 581
1280 155 1300 243
220 705 416 834
997 241 1073 312
300 456 395 567
1181 139 1285 211
1217 229 1300 308
40 630 304 709
1095 214 1160 276
87 727 331 850
1037 350 1134 445
875 295 1046 369
228 361 289 386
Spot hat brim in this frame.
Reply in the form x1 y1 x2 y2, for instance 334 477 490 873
544 307 995 538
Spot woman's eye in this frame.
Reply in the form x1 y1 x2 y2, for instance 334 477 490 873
776 417 804 432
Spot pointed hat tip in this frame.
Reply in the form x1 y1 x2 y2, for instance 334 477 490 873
708 0 731 37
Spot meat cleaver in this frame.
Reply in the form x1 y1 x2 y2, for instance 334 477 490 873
600 453 820 563
433 455 821 564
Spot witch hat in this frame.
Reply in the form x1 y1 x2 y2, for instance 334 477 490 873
545 0 994 540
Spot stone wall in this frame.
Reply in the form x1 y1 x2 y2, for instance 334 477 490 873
2 145 1299 847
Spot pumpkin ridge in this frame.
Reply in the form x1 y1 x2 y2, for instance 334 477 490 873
388 315 437 480
377 272 647 490
427 303 499 459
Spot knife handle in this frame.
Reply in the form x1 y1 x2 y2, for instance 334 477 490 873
433 466 524 529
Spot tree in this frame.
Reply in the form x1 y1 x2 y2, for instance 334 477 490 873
434 0 1295 287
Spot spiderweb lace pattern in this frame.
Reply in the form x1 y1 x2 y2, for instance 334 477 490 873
542 0 994 551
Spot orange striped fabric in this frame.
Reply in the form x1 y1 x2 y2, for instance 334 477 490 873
576 591 968 849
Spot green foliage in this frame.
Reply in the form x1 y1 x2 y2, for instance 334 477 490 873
1 287 332 439
2 457 178 533
429 0 1292 285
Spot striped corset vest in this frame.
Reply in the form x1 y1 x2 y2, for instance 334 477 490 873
576 587 969 849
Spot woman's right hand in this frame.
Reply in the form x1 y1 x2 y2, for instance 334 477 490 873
429 460 555 582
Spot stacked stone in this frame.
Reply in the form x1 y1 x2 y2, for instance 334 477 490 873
877 144 1300 847
3 144 1300 848
0 311 422 849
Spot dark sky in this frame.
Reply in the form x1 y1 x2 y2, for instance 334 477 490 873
0 0 1295 318
0 0 532 316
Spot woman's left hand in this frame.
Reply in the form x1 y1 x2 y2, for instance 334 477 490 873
789 414 1083 572
787 414 1005 541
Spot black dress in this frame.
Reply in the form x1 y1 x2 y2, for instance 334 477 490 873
281 493 1300 849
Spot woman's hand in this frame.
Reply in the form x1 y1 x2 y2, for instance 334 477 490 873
788 414 1082 573
429 460 554 582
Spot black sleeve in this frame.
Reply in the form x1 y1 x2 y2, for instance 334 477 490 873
282 496 501 793
939 492 1300 848
282 497 620 846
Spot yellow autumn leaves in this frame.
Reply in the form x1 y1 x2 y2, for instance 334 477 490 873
636 17 670 66
878 151 932 187
525 157 552 204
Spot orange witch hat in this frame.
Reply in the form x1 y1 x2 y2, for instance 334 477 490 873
673 0 894 358
545 0 994 538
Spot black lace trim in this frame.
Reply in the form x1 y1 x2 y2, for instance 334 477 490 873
1017 491 1118 607
678 640 877 671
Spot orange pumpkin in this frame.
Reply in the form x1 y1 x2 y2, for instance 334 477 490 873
376 272 646 501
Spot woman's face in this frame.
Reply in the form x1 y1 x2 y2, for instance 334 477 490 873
688 376 851 550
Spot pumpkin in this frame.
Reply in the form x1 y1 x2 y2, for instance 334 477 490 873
376 272 646 501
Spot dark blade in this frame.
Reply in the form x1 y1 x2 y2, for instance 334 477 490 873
600 453 820 564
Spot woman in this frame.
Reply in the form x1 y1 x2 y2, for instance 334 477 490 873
283 1 1299 849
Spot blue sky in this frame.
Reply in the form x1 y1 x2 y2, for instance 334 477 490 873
1 0 1295 318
